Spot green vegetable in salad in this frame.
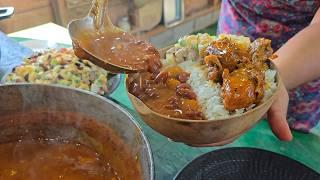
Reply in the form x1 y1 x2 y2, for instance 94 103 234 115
50 58 58 66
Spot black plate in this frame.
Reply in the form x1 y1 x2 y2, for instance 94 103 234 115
176 147 320 180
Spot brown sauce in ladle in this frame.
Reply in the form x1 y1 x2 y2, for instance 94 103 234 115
78 31 161 73
70 0 161 73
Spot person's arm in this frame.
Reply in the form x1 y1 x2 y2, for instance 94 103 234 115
275 8 320 89
267 8 320 141
311 8 320 25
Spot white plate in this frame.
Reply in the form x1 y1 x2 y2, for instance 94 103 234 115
19 39 59 53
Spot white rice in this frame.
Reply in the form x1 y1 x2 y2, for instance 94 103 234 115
264 69 278 101
178 61 230 119
178 60 277 120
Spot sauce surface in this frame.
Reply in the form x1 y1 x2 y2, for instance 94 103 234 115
0 139 120 180
78 31 161 72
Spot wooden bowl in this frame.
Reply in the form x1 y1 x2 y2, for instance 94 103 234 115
126 48 281 146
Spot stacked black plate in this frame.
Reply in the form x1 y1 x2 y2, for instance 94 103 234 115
176 148 320 180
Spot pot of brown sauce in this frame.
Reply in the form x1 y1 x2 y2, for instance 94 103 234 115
0 84 153 180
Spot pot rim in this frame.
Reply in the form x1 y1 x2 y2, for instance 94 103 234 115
0 83 154 180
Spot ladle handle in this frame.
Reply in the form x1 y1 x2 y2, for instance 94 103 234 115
89 0 113 31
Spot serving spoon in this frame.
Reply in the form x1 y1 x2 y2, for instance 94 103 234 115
68 0 160 73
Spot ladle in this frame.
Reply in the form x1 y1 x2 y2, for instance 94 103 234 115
68 0 161 73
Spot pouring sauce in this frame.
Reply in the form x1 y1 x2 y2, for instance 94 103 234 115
77 31 161 73
0 139 119 180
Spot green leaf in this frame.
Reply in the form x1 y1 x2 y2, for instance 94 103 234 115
74 79 80 84
192 44 199 52
179 39 187 47
50 59 58 66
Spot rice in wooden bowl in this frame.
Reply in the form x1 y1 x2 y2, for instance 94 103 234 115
126 34 281 146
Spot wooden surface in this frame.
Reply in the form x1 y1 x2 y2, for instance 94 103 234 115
0 0 54 33
0 0 131 32
185 0 210 16
133 5 219 39
129 0 162 32
0 7 54 33
52 0 130 27
51 0 91 27
0 0 50 13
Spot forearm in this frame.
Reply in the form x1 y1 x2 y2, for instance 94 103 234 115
311 8 320 25
274 22 320 89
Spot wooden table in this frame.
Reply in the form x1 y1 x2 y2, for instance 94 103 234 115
7 23 320 179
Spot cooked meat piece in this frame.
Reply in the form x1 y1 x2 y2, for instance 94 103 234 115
128 80 146 100
147 55 162 73
176 83 197 100
206 38 250 72
204 54 223 82
249 38 273 64
204 37 272 111
176 83 191 90
128 73 160 100
221 67 264 111
180 99 204 120
154 71 169 83
177 72 190 83
165 96 180 109
246 66 265 103
176 88 197 100
221 69 256 111
145 87 159 98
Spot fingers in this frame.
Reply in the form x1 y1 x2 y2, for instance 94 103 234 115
268 106 292 141
267 84 293 141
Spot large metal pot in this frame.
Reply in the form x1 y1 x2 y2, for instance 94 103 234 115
0 84 153 180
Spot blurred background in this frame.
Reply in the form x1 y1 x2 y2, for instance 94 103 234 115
0 0 220 48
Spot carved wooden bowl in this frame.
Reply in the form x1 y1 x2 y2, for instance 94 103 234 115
126 48 281 146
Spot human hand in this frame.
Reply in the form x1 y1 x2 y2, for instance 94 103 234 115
266 82 293 141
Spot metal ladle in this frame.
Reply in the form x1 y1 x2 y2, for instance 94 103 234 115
68 0 160 73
